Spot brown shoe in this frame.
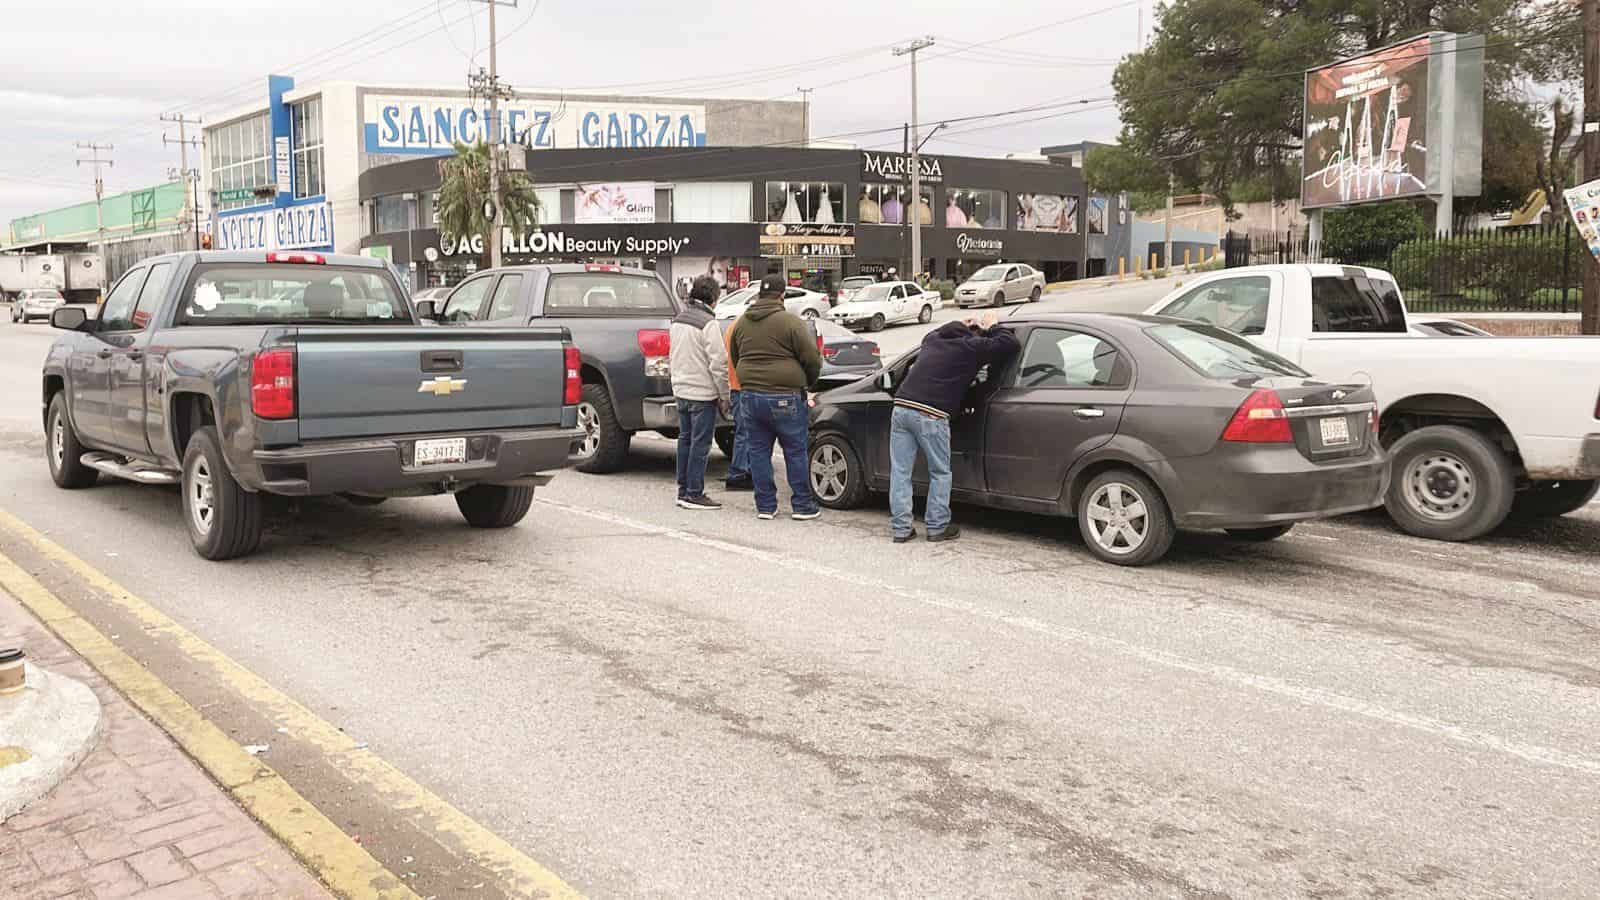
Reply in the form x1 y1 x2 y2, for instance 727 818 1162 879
927 524 961 543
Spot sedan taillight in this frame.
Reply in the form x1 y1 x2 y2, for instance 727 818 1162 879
1222 389 1292 443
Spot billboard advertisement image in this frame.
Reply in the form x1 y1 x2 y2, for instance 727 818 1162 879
575 183 658 224
1302 35 1432 208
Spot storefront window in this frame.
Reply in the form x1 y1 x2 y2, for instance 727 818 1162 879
1016 193 1079 233
675 182 752 222
292 98 325 199
417 191 437 228
946 188 1005 230
374 195 411 234
858 184 932 227
206 114 271 212
764 181 846 224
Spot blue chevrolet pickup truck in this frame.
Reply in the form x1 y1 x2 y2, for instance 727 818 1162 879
41 250 582 560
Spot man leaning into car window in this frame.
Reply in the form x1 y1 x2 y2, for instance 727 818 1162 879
889 313 1019 543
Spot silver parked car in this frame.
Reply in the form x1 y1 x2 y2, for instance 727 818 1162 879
956 263 1045 308
11 289 65 323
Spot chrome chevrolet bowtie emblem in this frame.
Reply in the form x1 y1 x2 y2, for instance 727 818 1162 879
1331 389 1347 400
418 376 468 396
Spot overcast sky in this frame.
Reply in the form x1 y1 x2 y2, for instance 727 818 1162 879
0 0 1141 225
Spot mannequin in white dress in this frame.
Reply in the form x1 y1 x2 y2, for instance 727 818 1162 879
815 185 835 224
782 187 803 224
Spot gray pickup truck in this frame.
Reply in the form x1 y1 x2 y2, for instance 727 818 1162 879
417 263 683 474
41 250 582 560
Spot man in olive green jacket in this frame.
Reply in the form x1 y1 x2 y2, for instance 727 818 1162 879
728 274 824 521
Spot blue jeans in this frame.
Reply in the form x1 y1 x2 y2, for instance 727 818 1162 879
726 390 751 484
742 390 817 515
675 397 717 499
889 405 952 537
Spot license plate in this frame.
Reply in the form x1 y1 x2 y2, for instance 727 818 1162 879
415 437 467 465
1319 416 1351 446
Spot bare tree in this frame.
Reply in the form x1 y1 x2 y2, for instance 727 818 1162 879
1536 96 1584 222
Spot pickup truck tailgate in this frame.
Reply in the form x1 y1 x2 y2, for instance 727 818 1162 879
293 327 568 439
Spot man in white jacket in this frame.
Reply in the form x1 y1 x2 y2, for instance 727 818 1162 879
669 276 732 510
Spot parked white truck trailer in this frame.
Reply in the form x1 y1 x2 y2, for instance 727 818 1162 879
0 252 104 303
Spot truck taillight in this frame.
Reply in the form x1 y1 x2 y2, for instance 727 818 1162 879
637 329 670 378
251 348 296 420
1222 389 1292 443
266 252 325 265
564 345 582 405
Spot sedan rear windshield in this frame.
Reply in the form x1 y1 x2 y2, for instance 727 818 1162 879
853 284 896 302
178 264 409 325
27 290 64 299
1147 323 1309 379
839 277 875 290
968 265 1009 281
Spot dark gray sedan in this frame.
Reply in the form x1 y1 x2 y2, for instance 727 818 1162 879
806 313 1390 565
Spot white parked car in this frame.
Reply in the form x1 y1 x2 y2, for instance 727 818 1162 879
1147 263 1600 541
1407 316 1493 337
828 280 937 331
11 289 65 323
955 262 1046 308
714 284 830 320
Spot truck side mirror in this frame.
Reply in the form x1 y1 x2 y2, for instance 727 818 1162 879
414 300 437 321
51 307 88 332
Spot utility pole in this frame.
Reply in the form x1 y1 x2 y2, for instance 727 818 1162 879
161 114 203 251
798 87 813 148
1163 170 1174 274
75 142 113 268
894 36 934 283
470 0 518 268
1584 0 1600 333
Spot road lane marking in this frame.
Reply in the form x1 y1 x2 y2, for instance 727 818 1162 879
537 497 1600 777
0 508 583 900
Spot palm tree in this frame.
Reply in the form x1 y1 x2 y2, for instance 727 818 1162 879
435 140 541 268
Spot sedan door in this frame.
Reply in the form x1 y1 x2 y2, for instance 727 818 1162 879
983 326 1132 501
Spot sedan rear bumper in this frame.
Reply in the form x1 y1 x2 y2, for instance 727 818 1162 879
249 425 583 496
1162 445 1390 529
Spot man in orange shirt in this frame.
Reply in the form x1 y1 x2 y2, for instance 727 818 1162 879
721 318 753 491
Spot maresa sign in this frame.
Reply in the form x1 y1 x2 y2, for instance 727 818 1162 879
861 151 944 183
364 94 708 155
215 201 334 252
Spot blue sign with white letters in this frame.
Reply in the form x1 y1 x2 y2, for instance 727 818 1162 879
361 94 708 155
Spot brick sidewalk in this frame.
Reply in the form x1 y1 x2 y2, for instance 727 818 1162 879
0 594 332 900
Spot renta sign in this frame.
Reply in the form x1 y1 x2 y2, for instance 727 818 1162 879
215 201 333 252
439 228 694 258
363 94 708 155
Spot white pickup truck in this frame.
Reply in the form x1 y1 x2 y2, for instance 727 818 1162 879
1147 264 1600 541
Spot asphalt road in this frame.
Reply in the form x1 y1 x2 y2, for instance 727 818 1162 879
1 314 1597 898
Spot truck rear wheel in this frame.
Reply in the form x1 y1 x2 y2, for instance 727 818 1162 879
182 426 263 560
455 484 534 528
46 393 98 489
573 383 630 474
1384 425 1514 542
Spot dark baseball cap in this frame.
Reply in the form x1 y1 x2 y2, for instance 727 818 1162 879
759 273 786 296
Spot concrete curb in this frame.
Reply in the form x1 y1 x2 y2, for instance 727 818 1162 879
0 662 103 821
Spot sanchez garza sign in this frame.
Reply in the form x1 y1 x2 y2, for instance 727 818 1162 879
215 202 334 252
440 228 693 258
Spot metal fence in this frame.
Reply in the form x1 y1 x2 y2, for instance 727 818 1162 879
1222 223 1585 313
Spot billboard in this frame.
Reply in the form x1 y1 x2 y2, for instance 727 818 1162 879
1301 33 1484 209
362 94 707 155
575 183 657 224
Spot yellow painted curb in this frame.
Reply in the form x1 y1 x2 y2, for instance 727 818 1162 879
0 552 416 900
0 508 582 900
